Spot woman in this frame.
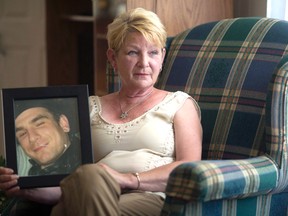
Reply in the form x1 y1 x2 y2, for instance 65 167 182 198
0 8 202 216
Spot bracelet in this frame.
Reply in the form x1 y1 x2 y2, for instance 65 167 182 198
133 172 141 190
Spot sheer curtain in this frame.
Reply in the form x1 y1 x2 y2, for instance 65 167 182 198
267 0 288 20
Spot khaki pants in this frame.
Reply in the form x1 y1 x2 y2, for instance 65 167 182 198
50 164 164 216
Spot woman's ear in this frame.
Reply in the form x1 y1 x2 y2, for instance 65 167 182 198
107 48 117 71
161 48 166 63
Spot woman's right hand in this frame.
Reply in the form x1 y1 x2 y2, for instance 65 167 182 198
0 167 61 204
0 166 20 197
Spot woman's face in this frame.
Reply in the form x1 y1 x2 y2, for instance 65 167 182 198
108 32 166 90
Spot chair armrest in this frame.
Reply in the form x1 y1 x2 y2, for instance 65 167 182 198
165 155 278 202
265 55 288 192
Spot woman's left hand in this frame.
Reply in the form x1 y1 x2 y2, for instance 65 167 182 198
98 163 137 190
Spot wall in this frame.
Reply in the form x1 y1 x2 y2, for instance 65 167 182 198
234 0 267 17
0 0 46 158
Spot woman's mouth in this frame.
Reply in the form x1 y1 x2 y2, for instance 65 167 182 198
134 73 149 78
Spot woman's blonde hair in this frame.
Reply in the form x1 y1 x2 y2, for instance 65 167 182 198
107 8 167 52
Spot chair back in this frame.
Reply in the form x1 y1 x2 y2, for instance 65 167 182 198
157 17 288 164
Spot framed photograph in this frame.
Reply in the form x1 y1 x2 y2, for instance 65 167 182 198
1 85 93 188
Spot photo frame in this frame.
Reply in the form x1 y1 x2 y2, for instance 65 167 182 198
1 85 93 188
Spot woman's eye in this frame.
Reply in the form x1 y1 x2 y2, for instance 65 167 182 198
151 50 159 55
128 50 137 55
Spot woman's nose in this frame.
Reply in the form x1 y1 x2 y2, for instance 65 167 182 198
138 53 149 68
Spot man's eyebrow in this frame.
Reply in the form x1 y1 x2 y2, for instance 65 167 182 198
30 114 49 124
15 114 49 133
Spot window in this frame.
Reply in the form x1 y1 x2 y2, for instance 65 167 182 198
267 0 288 20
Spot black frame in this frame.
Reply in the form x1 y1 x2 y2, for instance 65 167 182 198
2 85 93 188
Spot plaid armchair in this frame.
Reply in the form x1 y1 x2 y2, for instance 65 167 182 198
108 17 288 215
156 17 288 216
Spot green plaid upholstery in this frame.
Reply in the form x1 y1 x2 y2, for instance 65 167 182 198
161 193 288 216
154 17 288 215
157 17 288 163
164 156 278 202
266 56 288 194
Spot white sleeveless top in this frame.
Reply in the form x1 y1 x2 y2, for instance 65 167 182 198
89 91 200 174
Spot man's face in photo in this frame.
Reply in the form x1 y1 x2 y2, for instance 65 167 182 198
15 107 70 166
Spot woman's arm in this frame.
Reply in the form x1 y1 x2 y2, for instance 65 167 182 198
101 98 203 192
17 187 61 205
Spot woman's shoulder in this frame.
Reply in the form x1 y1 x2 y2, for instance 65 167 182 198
89 93 119 117
164 91 191 103
164 91 201 118
174 91 201 118
89 95 101 118
172 91 191 98
89 93 117 105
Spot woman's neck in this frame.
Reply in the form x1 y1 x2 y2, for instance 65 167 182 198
119 87 155 101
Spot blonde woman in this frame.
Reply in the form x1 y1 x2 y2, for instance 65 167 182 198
0 8 202 216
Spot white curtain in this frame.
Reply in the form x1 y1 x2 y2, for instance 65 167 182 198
267 0 288 20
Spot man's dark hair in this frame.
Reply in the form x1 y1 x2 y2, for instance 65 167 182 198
14 98 79 134
14 99 64 122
